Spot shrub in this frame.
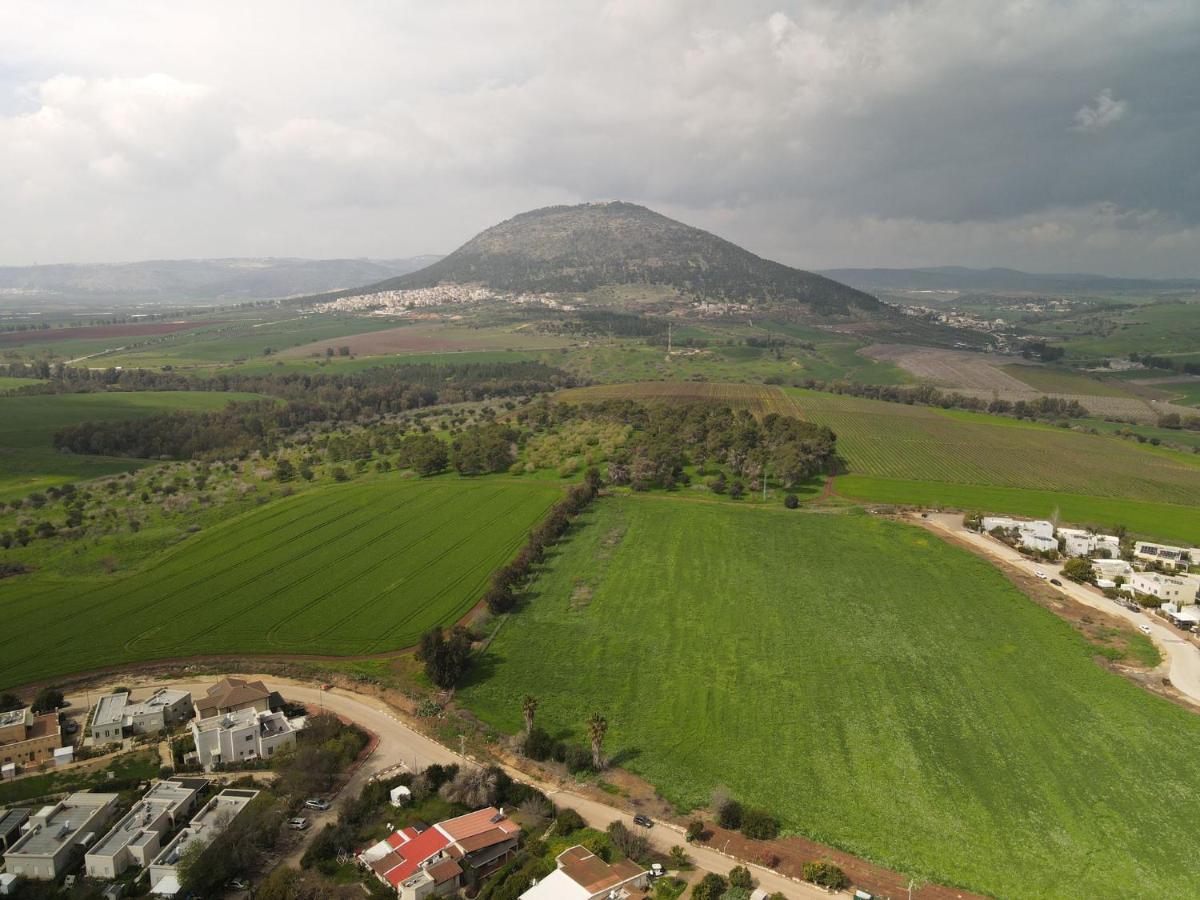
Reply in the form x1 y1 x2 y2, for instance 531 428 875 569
607 820 649 860
523 727 556 762
564 744 593 774
739 808 780 840
716 798 743 830
728 865 753 889
686 820 704 842
554 807 585 834
691 873 727 900
784 493 799 509
802 861 848 889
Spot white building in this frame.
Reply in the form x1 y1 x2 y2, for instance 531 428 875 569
147 789 260 895
3 792 119 880
84 779 206 879
1125 571 1200 605
1091 558 1134 580
1134 542 1196 569
91 690 194 744
981 517 1057 552
189 707 302 771
1058 528 1120 558
520 845 648 900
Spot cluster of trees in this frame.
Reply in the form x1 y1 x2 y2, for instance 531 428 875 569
451 423 519 474
1020 341 1066 362
484 475 600 615
417 625 475 689
1129 352 1200 376
795 379 1088 421
521 401 837 490
692 865 783 900
520 699 609 774
715 792 781 841
52 361 569 460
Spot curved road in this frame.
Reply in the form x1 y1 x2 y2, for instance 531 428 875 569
65 675 832 899
920 513 1200 705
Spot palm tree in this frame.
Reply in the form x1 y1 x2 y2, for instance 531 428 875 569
587 712 608 770
521 694 538 734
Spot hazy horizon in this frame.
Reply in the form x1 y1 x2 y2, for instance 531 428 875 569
2 1 1198 278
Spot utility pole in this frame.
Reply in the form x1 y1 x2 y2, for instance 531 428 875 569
667 321 672 357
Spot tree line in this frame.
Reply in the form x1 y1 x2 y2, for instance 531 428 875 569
789 378 1088 420
51 362 571 459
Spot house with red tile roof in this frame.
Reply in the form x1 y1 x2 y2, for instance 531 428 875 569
520 845 649 900
360 806 521 898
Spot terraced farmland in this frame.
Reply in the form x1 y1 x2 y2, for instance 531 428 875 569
461 497 1200 899
0 477 559 687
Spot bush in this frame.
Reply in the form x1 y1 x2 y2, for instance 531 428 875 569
686 820 704 842
739 808 780 840
523 726 556 762
691 873 727 900
554 807 585 834
716 798 743 830
802 861 848 889
607 820 649 860
564 744 593 774
784 493 799 509
728 865 753 889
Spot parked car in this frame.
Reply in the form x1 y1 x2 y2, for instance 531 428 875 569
227 879 249 892
287 817 309 830
1139 624 1152 635
633 814 653 828
64 719 79 734
1034 570 1047 579
649 863 665 878
304 798 331 811
1050 578 1062 587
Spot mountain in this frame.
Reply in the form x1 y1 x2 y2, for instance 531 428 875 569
0 256 441 307
818 266 1200 294
328 202 880 316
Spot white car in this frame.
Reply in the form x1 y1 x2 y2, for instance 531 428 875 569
288 817 309 830
1034 570 1047 579
1139 624 1152 635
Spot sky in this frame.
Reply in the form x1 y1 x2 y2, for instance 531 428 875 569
1 1 1198 277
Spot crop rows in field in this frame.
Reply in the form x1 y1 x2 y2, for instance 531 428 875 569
790 389 1200 504
0 478 559 686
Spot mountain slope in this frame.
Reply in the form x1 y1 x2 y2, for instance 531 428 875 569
341 202 880 316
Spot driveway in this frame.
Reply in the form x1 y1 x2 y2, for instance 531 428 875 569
918 512 1200 706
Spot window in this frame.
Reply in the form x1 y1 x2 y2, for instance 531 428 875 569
244 734 253 742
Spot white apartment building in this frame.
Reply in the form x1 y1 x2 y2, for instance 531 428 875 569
3 792 119 880
84 778 206 879
1058 527 1120 558
189 707 302 771
1126 571 1200 605
90 689 194 744
1134 541 1196 569
981 517 1058 552
148 789 259 895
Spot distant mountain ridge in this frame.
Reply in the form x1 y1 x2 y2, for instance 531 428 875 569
0 256 440 306
819 265 1200 294
331 202 880 317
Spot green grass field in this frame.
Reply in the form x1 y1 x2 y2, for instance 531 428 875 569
0 391 263 499
460 497 1200 899
1037 300 1200 359
1000 364 1134 397
0 477 559 687
785 388 1200 507
833 475 1200 544
0 376 46 391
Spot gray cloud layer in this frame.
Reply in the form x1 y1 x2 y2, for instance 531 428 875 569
1 1 1197 276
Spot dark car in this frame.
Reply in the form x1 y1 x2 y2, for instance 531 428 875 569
633 814 653 828
1049 578 1062 586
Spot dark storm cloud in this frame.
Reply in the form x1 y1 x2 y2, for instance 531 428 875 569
0 0 1197 275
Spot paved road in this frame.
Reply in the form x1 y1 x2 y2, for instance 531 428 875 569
920 513 1200 705
65 675 830 898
